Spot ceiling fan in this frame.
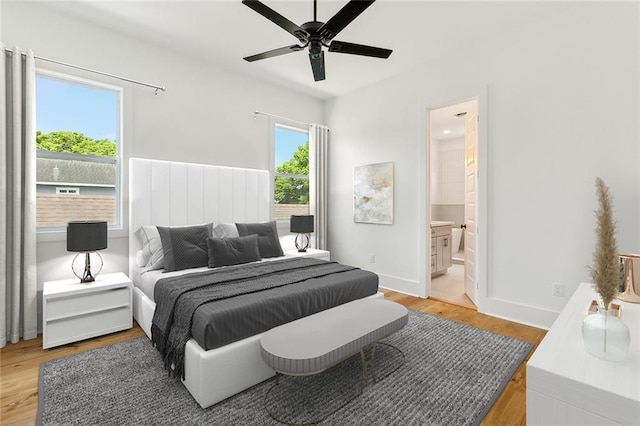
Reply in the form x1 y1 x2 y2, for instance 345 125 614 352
242 0 392 82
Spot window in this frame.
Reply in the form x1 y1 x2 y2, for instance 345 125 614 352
273 124 310 221
35 71 122 231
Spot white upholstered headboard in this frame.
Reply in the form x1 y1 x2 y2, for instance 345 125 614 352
128 158 271 279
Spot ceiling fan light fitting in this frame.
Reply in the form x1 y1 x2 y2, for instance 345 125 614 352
309 41 322 55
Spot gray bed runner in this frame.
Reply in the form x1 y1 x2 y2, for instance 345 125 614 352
151 257 357 379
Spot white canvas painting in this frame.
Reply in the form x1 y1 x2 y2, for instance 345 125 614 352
353 162 394 224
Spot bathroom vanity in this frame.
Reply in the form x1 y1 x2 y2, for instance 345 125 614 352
431 221 453 275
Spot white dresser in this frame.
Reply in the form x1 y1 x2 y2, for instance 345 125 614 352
43 272 133 349
527 283 640 425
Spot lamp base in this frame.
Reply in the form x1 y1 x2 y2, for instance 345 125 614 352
295 233 310 252
82 274 95 283
72 252 103 284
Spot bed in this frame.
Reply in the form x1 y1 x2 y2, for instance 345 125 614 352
128 158 381 409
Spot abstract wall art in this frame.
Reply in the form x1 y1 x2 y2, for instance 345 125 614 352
353 161 394 224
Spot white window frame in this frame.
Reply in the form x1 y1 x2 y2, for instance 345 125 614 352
270 120 313 236
35 69 124 235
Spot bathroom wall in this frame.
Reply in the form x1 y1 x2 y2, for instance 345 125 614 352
431 137 464 227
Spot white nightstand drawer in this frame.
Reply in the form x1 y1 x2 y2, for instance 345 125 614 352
44 306 131 349
43 272 133 349
46 287 130 321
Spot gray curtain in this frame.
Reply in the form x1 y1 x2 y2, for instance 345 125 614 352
309 124 328 250
1 45 38 348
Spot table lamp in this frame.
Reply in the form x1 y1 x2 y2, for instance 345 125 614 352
67 220 108 283
290 215 314 252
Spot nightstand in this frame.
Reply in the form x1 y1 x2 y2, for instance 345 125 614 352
43 272 133 349
284 249 330 261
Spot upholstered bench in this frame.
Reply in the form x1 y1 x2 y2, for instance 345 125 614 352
260 298 408 423
260 298 408 383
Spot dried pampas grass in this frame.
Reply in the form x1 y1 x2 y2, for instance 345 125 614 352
589 177 619 309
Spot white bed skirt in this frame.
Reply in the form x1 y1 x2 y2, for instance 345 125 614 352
133 286 383 408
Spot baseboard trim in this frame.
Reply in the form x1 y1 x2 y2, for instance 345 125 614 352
378 274 422 298
481 297 558 330
378 272 558 329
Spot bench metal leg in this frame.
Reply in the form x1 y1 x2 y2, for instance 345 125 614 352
359 342 381 393
359 341 405 394
266 343 405 424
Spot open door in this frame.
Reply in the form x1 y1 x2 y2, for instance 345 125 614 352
464 111 478 306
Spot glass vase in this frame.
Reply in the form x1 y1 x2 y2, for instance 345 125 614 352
582 307 630 361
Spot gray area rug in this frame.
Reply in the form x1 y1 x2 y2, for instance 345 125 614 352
38 310 532 425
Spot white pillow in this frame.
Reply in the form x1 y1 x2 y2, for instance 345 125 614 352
135 249 148 268
213 222 239 239
136 225 164 271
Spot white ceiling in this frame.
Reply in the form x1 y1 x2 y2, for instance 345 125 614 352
430 99 477 140
44 0 574 101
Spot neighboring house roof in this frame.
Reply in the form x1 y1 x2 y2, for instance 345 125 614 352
37 157 115 185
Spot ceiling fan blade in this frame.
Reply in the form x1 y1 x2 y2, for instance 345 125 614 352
329 40 392 59
318 0 375 41
309 50 326 82
242 0 309 41
243 45 305 62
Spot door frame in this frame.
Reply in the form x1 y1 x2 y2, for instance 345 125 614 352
418 88 488 313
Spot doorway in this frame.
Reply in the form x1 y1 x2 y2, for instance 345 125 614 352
428 98 478 309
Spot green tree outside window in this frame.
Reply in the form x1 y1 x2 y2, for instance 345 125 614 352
275 141 308 204
36 131 116 157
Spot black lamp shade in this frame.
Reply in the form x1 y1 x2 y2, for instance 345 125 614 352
67 221 108 252
290 215 314 233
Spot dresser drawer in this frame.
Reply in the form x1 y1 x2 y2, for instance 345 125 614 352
44 305 131 349
46 287 130 321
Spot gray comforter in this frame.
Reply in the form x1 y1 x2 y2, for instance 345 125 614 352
151 257 373 378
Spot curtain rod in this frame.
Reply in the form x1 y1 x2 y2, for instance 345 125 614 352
253 110 310 127
4 47 166 94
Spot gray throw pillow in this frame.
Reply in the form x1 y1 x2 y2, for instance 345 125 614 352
235 221 284 258
207 234 261 268
157 223 213 272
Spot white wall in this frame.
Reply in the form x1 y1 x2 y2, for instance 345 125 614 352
4 1 639 331
2 1 324 327
432 138 464 205
325 2 640 328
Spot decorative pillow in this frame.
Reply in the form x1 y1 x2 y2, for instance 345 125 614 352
235 221 284 258
135 250 148 268
207 234 261 268
135 225 165 271
212 222 239 239
157 223 213 272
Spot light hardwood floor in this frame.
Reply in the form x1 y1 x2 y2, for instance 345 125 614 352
0 289 546 426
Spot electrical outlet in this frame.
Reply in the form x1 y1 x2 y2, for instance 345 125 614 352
369 254 375 263
552 283 564 297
